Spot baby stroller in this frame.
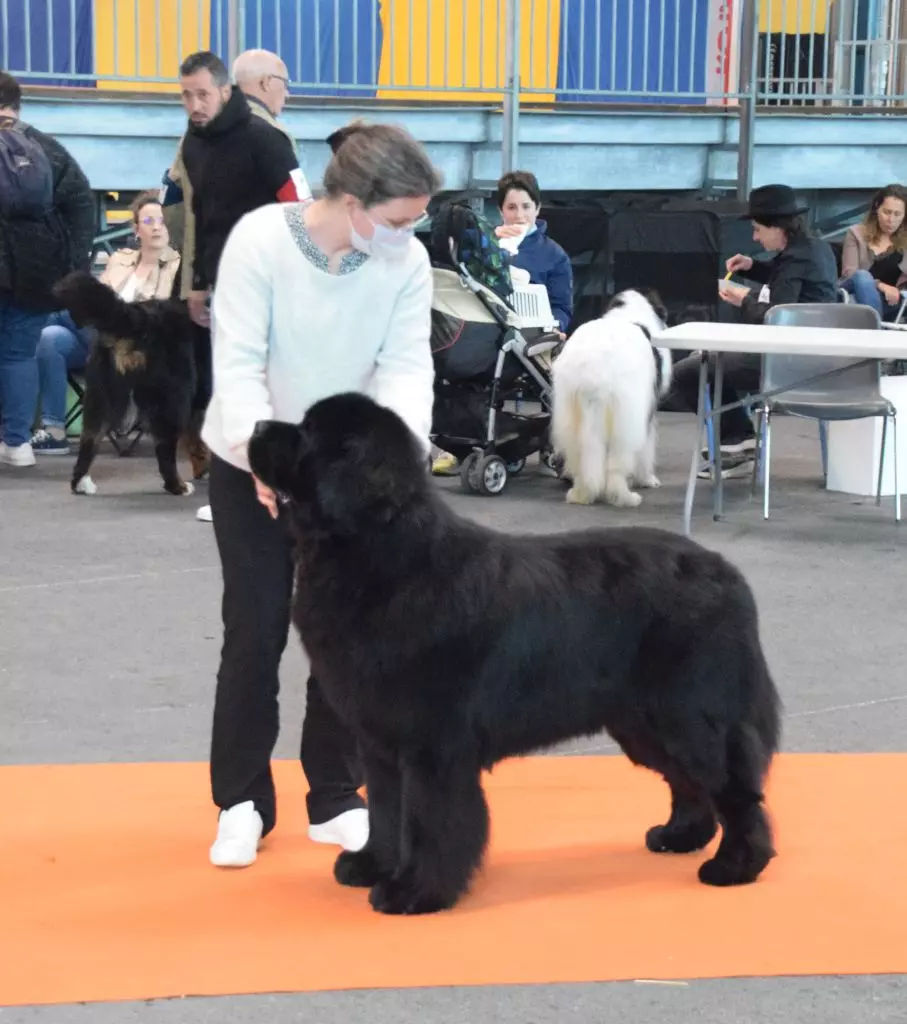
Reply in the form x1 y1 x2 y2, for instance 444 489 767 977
429 203 563 496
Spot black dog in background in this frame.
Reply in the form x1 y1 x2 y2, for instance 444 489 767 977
249 393 782 916
53 271 209 496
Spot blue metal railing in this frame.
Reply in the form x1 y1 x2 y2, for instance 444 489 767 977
1 0 905 107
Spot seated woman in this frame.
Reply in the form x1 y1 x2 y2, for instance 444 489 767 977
670 183 838 480
839 183 907 320
31 191 181 455
431 171 573 477
494 170 573 334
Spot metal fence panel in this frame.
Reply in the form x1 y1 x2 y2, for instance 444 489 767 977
0 0 904 106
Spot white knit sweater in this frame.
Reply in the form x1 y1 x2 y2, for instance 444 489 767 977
202 202 434 473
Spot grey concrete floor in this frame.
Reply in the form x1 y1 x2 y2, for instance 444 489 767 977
1 412 905 1022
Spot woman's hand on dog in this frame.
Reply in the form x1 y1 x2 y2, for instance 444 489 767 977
253 475 279 519
726 254 753 274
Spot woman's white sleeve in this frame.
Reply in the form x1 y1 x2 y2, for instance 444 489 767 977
210 215 274 454
371 250 435 451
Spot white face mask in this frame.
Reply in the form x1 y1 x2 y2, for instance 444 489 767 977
350 211 415 261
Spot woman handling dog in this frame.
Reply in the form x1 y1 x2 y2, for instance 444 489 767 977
202 121 440 867
670 184 838 480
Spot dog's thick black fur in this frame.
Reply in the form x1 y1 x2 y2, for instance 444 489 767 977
249 394 782 916
53 270 210 495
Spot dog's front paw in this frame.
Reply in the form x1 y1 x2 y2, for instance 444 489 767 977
72 475 97 496
565 486 594 506
637 474 661 489
163 480 195 497
369 872 456 916
606 490 642 508
646 816 716 854
334 848 389 888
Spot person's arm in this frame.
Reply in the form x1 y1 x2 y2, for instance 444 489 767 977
742 257 773 285
840 228 860 279
209 214 274 456
546 244 574 333
255 125 310 204
370 248 435 451
741 253 804 324
43 136 95 273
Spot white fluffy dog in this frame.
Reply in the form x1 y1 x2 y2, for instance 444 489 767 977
552 290 673 508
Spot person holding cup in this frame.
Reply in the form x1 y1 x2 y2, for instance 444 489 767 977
670 184 837 480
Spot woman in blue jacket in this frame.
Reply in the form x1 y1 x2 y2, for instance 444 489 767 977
494 170 573 334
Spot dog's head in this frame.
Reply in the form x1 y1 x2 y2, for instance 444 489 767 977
248 393 428 537
606 289 668 333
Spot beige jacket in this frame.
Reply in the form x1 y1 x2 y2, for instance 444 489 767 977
101 246 181 301
841 223 907 279
165 98 303 300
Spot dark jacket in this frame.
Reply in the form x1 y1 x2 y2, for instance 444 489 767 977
0 118 95 312
509 220 574 332
181 87 301 291
741 234 838 324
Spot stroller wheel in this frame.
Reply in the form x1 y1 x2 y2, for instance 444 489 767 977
474 454 508 496
506 458 526 475
459 452 480 493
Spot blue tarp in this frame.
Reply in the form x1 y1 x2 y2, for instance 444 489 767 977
556 0 710 104
1 0 94 88
235 0 382 98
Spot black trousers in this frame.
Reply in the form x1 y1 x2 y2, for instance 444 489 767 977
209 454 364 836
670 352 763 444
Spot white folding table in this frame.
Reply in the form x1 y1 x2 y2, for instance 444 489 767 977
654 321 907 535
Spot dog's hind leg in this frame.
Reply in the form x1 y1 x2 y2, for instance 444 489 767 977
645 769 718 854
335 745 403 890
153 434 194 495
698 723 775 887
71 385 108 496
633 424 661 490
610 727 717 854
369 752 488 915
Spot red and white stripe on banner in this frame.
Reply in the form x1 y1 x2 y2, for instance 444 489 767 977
706 0 743 105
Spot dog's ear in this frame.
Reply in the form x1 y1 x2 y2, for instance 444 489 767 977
248 420 304 496
640 289 668 324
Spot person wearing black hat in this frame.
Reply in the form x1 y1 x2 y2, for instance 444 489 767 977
669 184 838 479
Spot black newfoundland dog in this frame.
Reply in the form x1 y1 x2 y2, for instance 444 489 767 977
53 271 209 497
248 393 782 916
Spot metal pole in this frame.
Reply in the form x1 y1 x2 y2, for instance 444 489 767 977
736 0 758 200
227 0 242 68
501 0 521 174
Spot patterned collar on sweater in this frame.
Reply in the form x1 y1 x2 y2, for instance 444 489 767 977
284 203 369 275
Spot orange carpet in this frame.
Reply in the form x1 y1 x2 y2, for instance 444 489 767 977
1 753 905 1007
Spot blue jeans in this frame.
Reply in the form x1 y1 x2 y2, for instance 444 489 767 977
840 269 901 321
0 296 48 447
36 311 93 428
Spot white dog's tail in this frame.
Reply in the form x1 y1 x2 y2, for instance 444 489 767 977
552 387 613 497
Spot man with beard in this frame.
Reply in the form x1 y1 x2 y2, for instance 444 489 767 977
160 49 309 522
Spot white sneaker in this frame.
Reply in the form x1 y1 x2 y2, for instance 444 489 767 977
308 808 369 852
0 442 36 467
196 504 213 523
209 800 263 868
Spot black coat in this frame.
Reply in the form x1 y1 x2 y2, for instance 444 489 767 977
181 88 299 291
741 234 839 324
0 119 95 312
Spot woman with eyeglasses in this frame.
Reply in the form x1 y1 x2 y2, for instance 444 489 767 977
31 191 180 455
203 120 440 869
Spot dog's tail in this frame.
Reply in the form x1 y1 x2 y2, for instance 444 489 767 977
53 271 142 338
552 385 612 497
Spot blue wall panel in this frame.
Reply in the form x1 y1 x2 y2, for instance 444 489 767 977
240 0 382 99
1 0 94 88
556 0 710 105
